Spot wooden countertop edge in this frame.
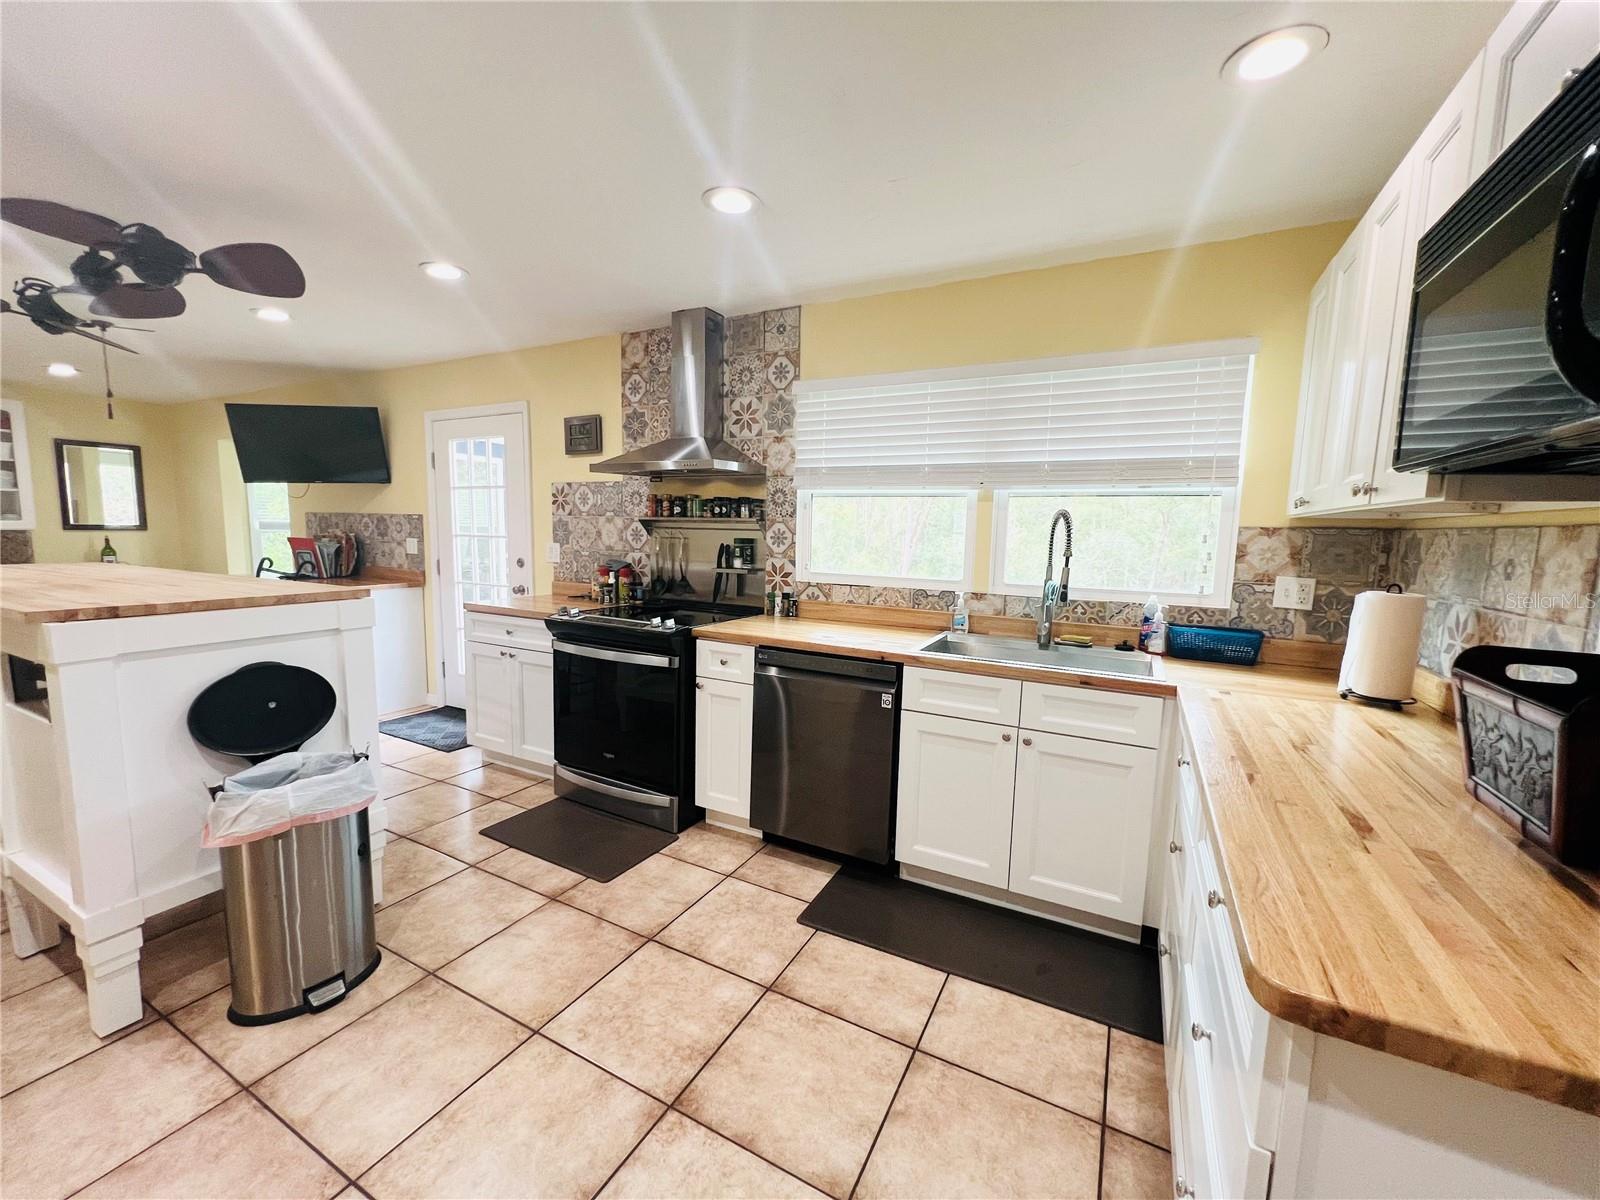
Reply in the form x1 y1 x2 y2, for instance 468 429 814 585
14 587 372 623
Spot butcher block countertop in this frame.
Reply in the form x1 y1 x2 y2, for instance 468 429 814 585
0 563 370 623
700 611 1599 1111
463 594 609 620
698 614 1174 697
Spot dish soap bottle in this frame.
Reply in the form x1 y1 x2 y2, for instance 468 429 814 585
100 537 118 564
1138 595 1159 651
952 592 970 633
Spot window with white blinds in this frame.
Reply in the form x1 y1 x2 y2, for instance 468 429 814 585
793 340 1258 489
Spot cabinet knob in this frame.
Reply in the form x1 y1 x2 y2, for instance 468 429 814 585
505 629 514 636
719 657 729 666
1191 1021 1212 1043
1176 1178 1195 1198
1001 732 1012 742
1206 889 1224 909
1158 942 1170 958
1350 482 1363 496
1169 840 1182 854
1363 482 1378 495
695 681 704 690
1022 737 1032 746
1177 756 1191 768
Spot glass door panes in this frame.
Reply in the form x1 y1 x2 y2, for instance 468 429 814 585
449 436 509 665
0 408 21 523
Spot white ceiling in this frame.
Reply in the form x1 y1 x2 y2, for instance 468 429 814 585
1 1 1504 403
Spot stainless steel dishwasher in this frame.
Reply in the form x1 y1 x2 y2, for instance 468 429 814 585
750 647 900 864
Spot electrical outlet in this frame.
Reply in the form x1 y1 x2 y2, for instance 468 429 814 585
546 541 562 563
1273 575 1316 610
404 537 419 555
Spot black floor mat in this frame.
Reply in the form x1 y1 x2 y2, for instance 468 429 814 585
801 865 1163 1042
379 706 468 753
479 799 676 883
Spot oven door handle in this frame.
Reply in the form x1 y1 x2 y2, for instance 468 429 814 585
552 641 678 669
1547 141 1600 401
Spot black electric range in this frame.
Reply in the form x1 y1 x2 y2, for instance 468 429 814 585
544 600 758 831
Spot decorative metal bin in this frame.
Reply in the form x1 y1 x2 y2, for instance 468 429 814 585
1451 646 1599 867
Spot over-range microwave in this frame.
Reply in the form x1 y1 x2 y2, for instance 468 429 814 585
1394 55 1600 475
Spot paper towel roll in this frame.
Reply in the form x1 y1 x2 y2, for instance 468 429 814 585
1338 589 1427 702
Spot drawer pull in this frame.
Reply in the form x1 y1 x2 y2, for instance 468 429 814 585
719 656 729 666
1191 1021 1212 1043
1206 889 1224 909
1168 840 1182 854
1175 1177 1195 1198
505 629 514 636
1001 732 1013 742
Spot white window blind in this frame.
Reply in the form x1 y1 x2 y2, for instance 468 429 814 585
794 340 1257 489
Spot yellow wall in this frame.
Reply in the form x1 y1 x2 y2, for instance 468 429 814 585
3 383 187 567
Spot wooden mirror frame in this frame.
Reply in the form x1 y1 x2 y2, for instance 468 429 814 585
54 438 149 531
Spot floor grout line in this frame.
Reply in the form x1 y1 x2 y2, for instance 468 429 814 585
1097 1025 1113 1199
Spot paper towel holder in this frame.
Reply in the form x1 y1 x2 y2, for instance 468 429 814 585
1338 584 1421 711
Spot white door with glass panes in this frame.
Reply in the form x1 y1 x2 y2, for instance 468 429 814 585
430 409 531 709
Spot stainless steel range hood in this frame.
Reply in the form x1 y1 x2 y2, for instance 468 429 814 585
591 307 765 478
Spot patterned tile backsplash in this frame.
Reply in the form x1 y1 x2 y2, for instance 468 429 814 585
547 309 1597 675
304 512 424 573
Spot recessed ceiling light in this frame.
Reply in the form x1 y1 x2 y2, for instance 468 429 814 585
1221 25 1328 83
702 186 760 215
46 362 78 377
420 261 467 281
253 306 291 323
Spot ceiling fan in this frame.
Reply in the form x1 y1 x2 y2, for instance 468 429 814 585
1 197 305 414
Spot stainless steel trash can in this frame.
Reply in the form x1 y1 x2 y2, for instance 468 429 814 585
220 808 380 1025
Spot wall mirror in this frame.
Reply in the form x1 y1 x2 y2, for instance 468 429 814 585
55 439 148 530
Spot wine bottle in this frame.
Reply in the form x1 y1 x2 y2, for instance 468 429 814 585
100 537 118 564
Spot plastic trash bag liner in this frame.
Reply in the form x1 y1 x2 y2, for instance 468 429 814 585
203 751 377 848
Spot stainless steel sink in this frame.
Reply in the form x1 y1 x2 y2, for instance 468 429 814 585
917 632 1154 678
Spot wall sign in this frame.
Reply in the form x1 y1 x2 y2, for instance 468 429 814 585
564 414 602 455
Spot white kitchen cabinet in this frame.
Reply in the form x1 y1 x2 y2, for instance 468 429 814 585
0 398 36 530
465 640 518 756
896 708 1017 887
1287 227 1366 514
1007 729 1158 924
512 649 554 765
694 674 752 820
1474 0 1600 174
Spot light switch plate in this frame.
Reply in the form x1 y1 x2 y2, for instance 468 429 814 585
404 537 419 554
546 541 562 563
1273 575 1316 610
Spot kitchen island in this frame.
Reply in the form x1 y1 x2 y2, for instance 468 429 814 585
0 564 383 1035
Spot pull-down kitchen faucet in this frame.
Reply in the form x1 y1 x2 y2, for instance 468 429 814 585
1037 509 1073 649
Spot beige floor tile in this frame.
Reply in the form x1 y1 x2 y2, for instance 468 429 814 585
172 953 425 1083
502 778 556 808
920 975 1108 1120
1 971 155 1095
732 844 839 902
384 782 488 836
601 1111 826 1200
76 1092 345 1199
0 932 79 1000
377 764 431 801
376 838 466 909
562 854 722 937
379 733 430 763
1107 1029 1171 1150
544 942 761 1101
406 799 522 864
1100 1128 1173 1200
141 911 230 1012
678 993 910 1198
657 878 812 985
449 763 543 799
661 823 764 874
360 1035 661 1199
438 901 642 1027
255 976 526 1177
403 745 487 781
0 1022 238 1200
855 1053 1101 1200
773 933 945 1045
478 847 583 897
376 869 545 970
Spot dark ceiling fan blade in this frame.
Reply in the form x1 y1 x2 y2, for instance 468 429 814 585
88 283 186 319
1 198 122 246
198 243 305 297
68 325 138 354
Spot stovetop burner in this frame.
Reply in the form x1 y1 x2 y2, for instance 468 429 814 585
548 599 758 632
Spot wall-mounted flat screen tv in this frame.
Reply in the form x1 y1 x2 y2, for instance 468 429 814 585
226 403 391 484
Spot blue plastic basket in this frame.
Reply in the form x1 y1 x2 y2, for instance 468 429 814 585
1164 624 1264 666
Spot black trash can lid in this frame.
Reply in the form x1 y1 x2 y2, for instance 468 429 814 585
187 662 337 763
